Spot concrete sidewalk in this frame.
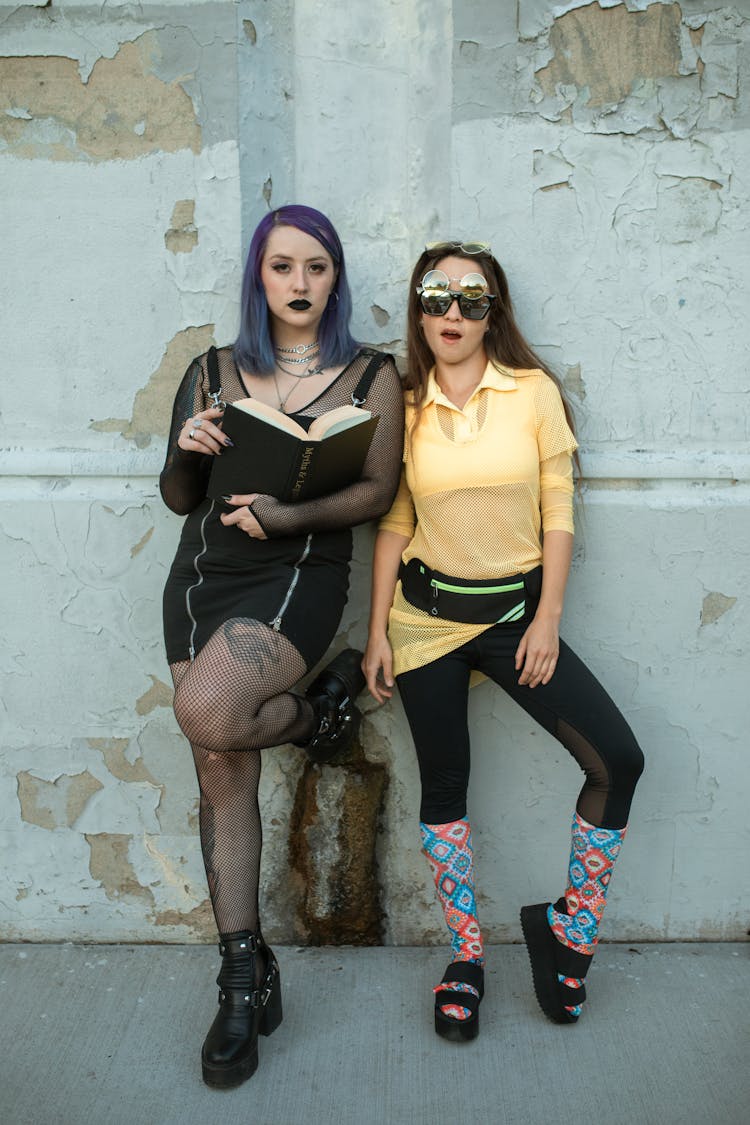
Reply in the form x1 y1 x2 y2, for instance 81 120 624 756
0 942 747 1125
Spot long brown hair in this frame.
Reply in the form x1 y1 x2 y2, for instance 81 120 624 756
405 247 578 454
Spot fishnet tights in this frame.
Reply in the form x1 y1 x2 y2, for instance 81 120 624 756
171 619 312 935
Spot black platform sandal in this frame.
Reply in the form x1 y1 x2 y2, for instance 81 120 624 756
433 960 484 1043
520 899 592 1025
300 648 366 764
201 931 283 1089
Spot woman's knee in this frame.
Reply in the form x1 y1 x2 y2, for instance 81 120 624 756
174 678 245 753
418 761 470 825
610 724 645 794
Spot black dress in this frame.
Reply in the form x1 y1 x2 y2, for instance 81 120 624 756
161 345 404 667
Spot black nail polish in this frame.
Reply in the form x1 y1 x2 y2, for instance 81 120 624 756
224 438 234 447
221 495 233 503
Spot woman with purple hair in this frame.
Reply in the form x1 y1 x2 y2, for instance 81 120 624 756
160 205 403 1088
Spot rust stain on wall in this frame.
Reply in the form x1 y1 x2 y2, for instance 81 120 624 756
135 676 173 716
90 324 215 447
0 36 201 161
17 769 103 830
537 2 683 107
86 832 155 903
165 200 198 254
88 737 159 785
289 740 388 945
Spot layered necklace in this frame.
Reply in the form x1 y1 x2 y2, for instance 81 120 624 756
273 340 324 412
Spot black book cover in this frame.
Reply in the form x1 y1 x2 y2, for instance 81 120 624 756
207 403 379 503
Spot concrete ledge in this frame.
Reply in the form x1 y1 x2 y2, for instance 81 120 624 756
3 448 749 481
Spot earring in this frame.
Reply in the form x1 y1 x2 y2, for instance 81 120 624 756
328 290 340 306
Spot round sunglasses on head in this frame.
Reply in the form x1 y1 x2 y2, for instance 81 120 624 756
417 270 496 321
425 240 491 256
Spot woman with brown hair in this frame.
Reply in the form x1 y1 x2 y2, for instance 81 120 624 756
363 241 644 1042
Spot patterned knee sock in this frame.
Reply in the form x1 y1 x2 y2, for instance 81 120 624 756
420 819 484 1020
548 811 627 1015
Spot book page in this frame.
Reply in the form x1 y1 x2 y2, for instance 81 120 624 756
308 405 371 441
230 397 307 438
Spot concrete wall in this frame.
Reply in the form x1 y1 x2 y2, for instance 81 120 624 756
1 0 747 944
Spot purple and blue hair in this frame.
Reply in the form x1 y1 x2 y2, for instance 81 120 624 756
233 204 358 376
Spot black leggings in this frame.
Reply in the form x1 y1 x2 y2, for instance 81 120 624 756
397 626 644 831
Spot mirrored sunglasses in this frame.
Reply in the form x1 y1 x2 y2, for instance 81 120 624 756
417 270 496 321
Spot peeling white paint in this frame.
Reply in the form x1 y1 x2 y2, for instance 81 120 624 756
1 0 747 944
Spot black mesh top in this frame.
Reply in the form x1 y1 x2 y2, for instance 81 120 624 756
159 346 405 537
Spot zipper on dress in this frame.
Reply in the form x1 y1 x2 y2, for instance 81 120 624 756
185 501 215 661
269 534 312 632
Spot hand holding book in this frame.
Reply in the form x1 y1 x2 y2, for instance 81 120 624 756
219 490 268 540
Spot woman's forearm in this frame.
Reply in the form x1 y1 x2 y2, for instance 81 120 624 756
537 530 574 619
368 530 410 636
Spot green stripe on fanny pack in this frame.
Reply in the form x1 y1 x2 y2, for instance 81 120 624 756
430 579 525 596
497 602 526 623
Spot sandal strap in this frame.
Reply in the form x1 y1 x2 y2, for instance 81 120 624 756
554 942 593 979
439 960 485 996
434 981 480 1000
558 978 587 1005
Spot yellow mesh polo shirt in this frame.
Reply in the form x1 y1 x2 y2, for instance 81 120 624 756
379 362 577 676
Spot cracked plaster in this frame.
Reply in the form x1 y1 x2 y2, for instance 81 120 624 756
453 2 743 138
700 590 737 625
90 324 215 448
537 3 684 107
0 39 201 161
17 770 104 831
1 0 747 945
165 199 198 253
86 833 155 905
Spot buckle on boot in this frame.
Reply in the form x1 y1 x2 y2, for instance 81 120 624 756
218 987 260 1007
219 934 258 956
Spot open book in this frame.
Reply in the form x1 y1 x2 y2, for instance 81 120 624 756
207 397 379 503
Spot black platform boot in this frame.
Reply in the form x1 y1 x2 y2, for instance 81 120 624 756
201 931 282 1089
298 648 366 763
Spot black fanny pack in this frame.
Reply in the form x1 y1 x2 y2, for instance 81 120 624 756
399 559 539 625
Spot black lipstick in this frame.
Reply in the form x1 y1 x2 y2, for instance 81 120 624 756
288 299 312 310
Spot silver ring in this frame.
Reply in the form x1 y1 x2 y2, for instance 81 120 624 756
193 418 203 429
189 428 196 440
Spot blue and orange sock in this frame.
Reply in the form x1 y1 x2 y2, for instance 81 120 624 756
548 812 627 1015
420 818 484 1020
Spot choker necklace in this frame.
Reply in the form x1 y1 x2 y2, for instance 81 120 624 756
275 350 321 367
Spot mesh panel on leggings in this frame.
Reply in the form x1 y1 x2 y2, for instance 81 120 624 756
171 620 312 933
